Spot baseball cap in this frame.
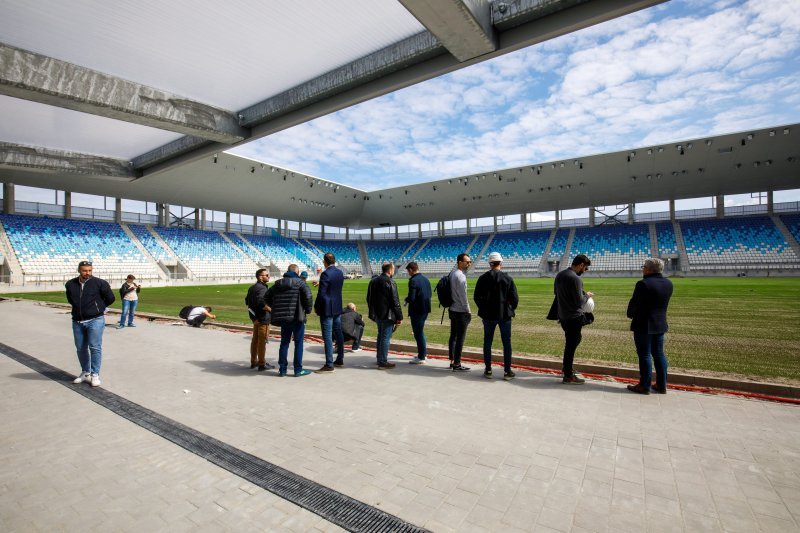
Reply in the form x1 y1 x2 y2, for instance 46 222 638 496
78 260 93 267
487 252 503 263
300 271 308 279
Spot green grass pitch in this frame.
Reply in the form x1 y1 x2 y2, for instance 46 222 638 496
8 277 800 381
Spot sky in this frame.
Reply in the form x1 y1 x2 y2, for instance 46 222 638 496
230 0 800 196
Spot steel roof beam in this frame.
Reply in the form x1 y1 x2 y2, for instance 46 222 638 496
0 142 136 179
399 0 496 62
0 43 249 144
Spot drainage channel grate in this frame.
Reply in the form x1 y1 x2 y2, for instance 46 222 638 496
0 342 428 533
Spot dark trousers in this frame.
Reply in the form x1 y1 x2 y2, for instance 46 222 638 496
633 331 668 390
448 310 471 365
482 319 512 372
410 313 428 360
560 317 583 377
187 315 207 327
278 321 306 374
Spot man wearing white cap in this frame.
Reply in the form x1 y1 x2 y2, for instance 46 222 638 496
473 252 519 380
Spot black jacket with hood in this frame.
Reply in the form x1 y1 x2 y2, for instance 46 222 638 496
65 276 115 322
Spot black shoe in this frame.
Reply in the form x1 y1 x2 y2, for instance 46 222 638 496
315 365 335 373
503 370 516 381
377 362 396 369
333 360 344 367
257 365 267 372
652 386 667 394
483 369 492 379
250 363 257 369
452 365 471 372
627 383 650 395
562 374 585 384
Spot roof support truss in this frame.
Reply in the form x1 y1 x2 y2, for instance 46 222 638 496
0 142 136 179
399 0 496 62
0 43 249 144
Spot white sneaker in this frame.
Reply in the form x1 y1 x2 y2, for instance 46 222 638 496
409 358 425 364
73 371 90 384
90 374 101 387
349 348 362 352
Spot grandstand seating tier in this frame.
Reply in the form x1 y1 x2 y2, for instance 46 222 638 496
681 217 797 266
570 224 651 271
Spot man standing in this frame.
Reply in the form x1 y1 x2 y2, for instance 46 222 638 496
367 262 403 369
448 253 472 372
66 260 115 387
246 269 274 371
626 258 673 395
405 262 431 364
553 254 593 384
474 252 519 380
266 264 314 377
313 252 345 372
339 303 365 354
118 274 140 329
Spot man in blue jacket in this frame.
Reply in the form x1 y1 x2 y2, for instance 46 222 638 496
313 252 345 372
626 257 673 395
404 262 431 364
65 261 115 387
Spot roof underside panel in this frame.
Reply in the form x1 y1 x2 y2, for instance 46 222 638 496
0 0 426 111
0 95 183 159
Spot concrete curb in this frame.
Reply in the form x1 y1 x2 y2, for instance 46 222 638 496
16 300 800 400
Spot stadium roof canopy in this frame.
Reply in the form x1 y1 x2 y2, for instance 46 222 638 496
2 0 798 228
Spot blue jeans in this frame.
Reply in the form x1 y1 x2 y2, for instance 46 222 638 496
410 314 428 360
72 316 105 375
375 320 395 365
633 332 668 390
119 299 138 326
483 319 513 372
279 322 306 374
320 315 344 367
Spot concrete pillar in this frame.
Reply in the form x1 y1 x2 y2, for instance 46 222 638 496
369 228 374 240
493 216 498 233
555 210 560 229
2 183 14 214
225 212 231 232
115 198 122 223
767 191 774 215
395 226 399 239
283 219 288 236
194 209 200 230
669 199 676 221
64 191 72 218
417 224 422 239
716 195 724 218
345 227 350 240
589 208 595 227
252 216 258 235
201 209 207 230
163 204 170 226
322 226 326 240
628 203 635 224
467 218 472 234
520 214 527 232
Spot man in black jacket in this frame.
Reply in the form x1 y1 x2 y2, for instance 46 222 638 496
366 262 403 369
626 257 673 395
338 303 365 356
405 262 432 364
554 254 594 384
265 264 313 377
65 260 115 387
474 253 519 380
245 269 273 371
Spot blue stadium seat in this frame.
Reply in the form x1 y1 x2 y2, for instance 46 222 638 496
155 226 258 278
364 239 420 271
242 233 318 273
413 235 482 272
475 230 550 271
655 222 679 256
1 214 160 281
305 239 361 273
548 229 570 260
570 224 650 271
681 216 797 268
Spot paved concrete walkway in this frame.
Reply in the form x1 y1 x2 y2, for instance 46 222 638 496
1 299 799 532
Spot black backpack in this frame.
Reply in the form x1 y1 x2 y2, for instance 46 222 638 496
434 273 453 308
179 305 195 319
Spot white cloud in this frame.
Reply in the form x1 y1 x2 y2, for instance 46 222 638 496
230 0 800 190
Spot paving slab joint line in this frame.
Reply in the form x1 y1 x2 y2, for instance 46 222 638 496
0 341 429 533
